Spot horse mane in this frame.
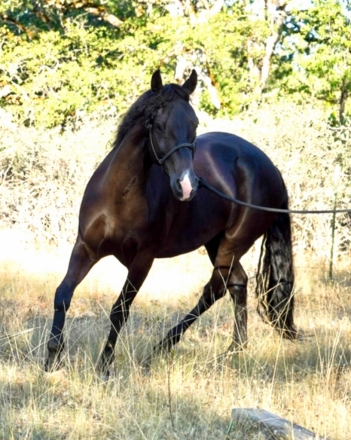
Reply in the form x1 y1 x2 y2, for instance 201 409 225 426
113 83 190 149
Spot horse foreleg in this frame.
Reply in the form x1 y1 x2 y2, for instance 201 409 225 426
99 255 153 378
45 241 94 371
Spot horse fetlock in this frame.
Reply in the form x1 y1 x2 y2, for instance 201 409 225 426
47 335 64 355
98 346 115 377
282 325 299 341
140 355 152 376
47 337 64 351
45 336 65 371
228 339 247 354
158 335 177 354
45 350 64 372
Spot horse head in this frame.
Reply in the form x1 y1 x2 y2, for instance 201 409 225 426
147 69 199 201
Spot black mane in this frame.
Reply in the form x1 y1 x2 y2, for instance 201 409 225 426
113 83 190 148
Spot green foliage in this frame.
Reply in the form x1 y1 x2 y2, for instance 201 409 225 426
0 2 260 127
0 0 350 128
0 19 147 127
274 0 351 120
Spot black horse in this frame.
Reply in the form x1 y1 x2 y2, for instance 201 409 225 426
46 70 297 375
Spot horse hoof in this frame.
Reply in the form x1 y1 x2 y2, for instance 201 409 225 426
282 326 300 341
96 357 112 381
140 357 152 376
44 356 64 372
97 369 110 382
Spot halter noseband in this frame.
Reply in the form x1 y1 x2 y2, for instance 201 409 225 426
149 130 196 166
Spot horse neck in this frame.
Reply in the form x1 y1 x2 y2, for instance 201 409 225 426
105 124 151 189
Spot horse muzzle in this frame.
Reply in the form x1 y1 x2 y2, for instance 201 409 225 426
171 171 199 202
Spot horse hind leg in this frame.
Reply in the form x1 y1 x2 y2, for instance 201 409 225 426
45 241 95 371
142 264 229 371
227 262 248 352
210 228 253 354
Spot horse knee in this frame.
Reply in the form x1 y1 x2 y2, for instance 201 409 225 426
229 284 247 305
202 281 226 305
54 284 72 312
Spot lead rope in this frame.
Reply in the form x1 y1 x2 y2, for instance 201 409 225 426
198 177 351 214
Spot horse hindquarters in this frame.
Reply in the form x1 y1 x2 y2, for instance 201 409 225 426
255 202 297 340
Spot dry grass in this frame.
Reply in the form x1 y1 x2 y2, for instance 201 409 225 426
0 241 351 439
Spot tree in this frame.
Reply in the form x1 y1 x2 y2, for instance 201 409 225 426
275 0 351 122
2 0 350 128
246 0 292 96
0 0 124 37
0 0 257 125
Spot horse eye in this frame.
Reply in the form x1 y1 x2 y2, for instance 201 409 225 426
154 123 163 132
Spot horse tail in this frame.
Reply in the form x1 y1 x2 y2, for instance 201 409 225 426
255 193 298 340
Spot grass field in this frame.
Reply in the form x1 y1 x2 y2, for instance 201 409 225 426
1 104 351 438
0 235 351 439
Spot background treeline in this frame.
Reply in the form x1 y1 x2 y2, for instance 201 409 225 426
0 0 351 128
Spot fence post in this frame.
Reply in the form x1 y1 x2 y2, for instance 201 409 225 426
328 192 337 281
329 165 340 281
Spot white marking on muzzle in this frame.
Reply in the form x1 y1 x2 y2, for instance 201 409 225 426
179 172 193 201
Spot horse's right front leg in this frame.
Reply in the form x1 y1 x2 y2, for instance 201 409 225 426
99 254 154 378
45 242 95 371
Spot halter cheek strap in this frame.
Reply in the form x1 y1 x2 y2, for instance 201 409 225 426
149 131 196 166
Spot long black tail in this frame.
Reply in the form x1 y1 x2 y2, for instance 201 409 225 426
255 196 298 340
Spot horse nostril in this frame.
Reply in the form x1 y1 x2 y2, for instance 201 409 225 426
177 180 186 199
179 173 194 201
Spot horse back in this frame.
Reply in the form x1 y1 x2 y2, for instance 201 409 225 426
193 132 286 209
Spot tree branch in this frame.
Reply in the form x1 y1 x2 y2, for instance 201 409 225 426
42 0 124 27
0 14 35 39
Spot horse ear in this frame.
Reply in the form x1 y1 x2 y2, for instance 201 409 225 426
182 69 197 95
151 70 163 93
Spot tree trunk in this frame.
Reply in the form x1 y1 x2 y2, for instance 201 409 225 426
247 0 288 95
339 78 349 124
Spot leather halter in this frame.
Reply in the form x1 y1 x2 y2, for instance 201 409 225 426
149 130 196 166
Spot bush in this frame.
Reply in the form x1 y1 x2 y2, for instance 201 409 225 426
1 103 350 264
